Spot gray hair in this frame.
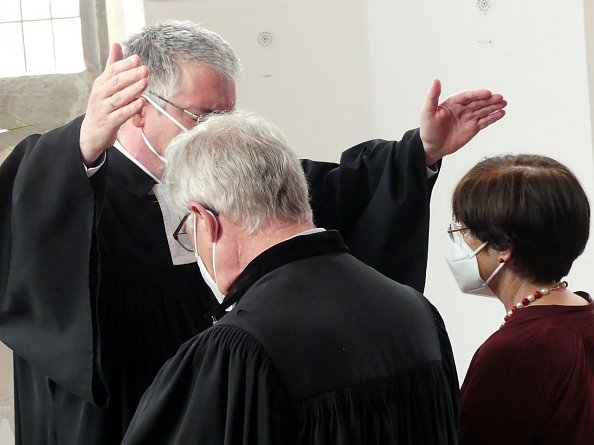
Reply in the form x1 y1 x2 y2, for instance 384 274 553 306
123 21 240 104
164 111 313 233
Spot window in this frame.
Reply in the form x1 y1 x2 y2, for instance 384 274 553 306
0 0 85 77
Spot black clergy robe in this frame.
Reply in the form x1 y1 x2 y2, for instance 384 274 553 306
0 116 440 444
123 230 458 445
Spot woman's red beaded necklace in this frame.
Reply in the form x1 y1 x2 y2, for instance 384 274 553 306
501 281 568 327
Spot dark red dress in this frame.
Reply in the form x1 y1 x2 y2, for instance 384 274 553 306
460 293 594 445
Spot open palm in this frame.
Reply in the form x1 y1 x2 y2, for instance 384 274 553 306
420 79 507 166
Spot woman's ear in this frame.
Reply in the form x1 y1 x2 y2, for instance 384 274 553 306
498 247 512 263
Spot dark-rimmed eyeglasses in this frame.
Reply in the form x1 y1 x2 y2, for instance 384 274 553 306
447 222 469 242
173 213 193 252
173 205 220 253
149 91 201 123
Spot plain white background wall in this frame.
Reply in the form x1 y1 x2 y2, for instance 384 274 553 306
148 0 375 161
143 0 594 381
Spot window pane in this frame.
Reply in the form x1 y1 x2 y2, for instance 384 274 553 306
53 18 84 73
51 0 79 18
0 23 25 76
0 0 21 23
21 0 52 20
23 20 55 74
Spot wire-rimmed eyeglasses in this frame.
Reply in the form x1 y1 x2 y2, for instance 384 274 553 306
149 91 201 123
446 222 469 242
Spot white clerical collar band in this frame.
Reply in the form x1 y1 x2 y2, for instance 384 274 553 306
286 227 326 241
113 140 161 184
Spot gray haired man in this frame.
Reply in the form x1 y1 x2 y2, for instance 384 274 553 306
0 21 503 444
123 110 458 444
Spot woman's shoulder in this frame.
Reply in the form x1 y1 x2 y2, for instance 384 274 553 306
474 311 588 369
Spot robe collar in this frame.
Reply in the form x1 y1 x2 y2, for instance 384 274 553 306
109 145 157 197
206 230 349 324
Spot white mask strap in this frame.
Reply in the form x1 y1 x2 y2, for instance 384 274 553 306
193 210 220 282
204 209 219 281
471 241 489 256
472 240 506 286
212 239 218 283
141 93 189 132
484 260 506 286
140 129 168 164
193 212 198 256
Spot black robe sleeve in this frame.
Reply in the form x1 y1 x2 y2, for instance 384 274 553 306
122 325 283 445
302 129 438 292
0 116 107 405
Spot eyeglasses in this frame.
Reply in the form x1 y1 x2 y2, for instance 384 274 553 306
173 213 193 252
173 206 220 253
149 91 202 123
447 222 469 242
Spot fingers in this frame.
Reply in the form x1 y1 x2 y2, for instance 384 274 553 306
464 93 505 110
80 45 148 159
477 109 506 130
101 58 147 97
106 75 148 109
106 42 123 67
105 55 143 81
108 97 146 125
98 42 146 97
446 89 493 106
422 79 441 113
104 42 140 78
442 92 506 119
93 46 148 112
472 99 508 119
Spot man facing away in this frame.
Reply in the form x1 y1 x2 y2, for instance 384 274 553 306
0 21 505 444
123 110 458 444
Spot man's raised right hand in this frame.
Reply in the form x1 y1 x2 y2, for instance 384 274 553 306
79 43 148 166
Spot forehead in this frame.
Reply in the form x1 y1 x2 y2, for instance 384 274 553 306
172 63 236 113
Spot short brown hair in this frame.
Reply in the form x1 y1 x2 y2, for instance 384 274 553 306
452 154 590 283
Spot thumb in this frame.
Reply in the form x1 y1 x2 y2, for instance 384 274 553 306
106 42 123 66
422 79 441 114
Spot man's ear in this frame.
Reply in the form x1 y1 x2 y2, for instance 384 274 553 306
130 103 147 127
189 202 219 243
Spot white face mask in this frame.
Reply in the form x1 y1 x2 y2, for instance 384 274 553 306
193 212 226 304
445 236 505 298
139 93 190 165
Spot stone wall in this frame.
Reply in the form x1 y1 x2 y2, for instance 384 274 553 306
0 0 108 164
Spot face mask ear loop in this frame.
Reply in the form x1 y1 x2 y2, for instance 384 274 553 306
204 209 219 283
484 260 506 286
192 212 199 259
139 129 168 165
141 93 189 132
471 240 505 286
471 241 489 256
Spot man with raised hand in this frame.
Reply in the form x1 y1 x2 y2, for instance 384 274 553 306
0 21 505 444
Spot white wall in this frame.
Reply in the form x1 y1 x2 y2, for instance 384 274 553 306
105 0 146 44
144 0 594 381
145 0 374 160
363 0 594 379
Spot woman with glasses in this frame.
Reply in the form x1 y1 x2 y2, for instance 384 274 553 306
445 154 593 444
